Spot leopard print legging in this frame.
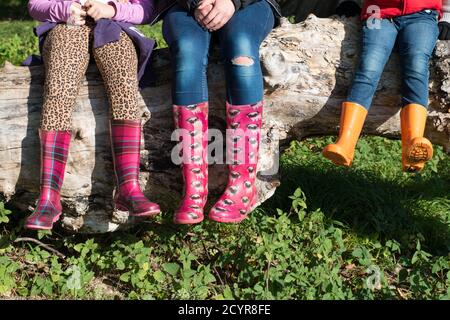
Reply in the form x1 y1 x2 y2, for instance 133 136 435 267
41 23 140 131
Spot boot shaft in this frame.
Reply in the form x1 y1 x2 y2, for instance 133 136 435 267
226 102 263 168
38 129 71 202
337 102 368 145
110 120 142 188
173 103 209 165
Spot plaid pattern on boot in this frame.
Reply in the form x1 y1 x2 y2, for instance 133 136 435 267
25 130 71 230
111 120 160 217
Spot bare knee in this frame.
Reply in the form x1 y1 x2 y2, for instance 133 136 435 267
231 56 255 67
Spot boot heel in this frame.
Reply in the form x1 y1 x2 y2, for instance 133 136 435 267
322 144 353 166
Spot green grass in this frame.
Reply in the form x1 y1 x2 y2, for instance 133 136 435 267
0 19 166 67
0 5 449 300
273 137 450 255
0 21 39 66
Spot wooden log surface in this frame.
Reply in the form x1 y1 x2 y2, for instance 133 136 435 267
0 16 448 233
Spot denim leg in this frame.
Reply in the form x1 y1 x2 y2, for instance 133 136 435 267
216 0 275 105
347 19 398 110
397 11 439 108
162 5 211 105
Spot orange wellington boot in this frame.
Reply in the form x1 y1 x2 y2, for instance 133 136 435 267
400 104 433 173
322 102 368 167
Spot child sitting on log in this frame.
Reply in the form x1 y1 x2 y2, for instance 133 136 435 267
25 0 161 230
158 0 280 224
323 0 450 172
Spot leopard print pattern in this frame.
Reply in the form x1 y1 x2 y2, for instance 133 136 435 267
41 24 91 131
94 31 140 121
41 23 140 131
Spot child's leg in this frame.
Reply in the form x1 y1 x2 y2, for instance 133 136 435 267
26 24 91 230
93 32 140 121
41 24 91 131
92 32 160 217
323 19 398 167
348 20 398 110
162 5 211 225
163 5 211 106
208 1 274 223
397 11 439 172
216 0 274 106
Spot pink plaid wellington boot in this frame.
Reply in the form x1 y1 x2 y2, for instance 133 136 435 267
25 130 71 230
173 103 209 224
111 120 161 217
209 101 263 223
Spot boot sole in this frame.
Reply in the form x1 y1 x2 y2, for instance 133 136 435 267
403 164 425 173
129 209 161 218
322 148 352 167
407 140 433 164
114 202 161 218
208 214 248 223
208 198 258 224
173 217 204 225
24 212 61 230
403 139 433 173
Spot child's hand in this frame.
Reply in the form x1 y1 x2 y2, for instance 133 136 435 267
84 0 116 21
195 0 215 27
199 0 235 32
67 2 87 26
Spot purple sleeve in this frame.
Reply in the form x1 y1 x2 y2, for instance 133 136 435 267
28 0 73 22
108 0 154 25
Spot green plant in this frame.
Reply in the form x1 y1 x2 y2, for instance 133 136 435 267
0 202 12 224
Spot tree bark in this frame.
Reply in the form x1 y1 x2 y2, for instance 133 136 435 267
0 16 449 233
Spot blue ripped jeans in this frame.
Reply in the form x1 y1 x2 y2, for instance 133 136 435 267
348 10 439 110
162 0 275 106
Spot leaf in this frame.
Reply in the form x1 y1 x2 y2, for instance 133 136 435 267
116 260 126 270
153 270 165 282
223 286 234 300
119 273 130 283
182 269 196 279
141 262 149 272
203 273 216 284
162 263 180 276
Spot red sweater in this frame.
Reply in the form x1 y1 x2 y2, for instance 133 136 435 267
361 0 443 20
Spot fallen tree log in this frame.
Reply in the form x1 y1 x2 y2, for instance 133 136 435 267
0 16 449 233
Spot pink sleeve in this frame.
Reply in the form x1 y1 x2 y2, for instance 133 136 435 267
28 0 74 22
108 0 154 25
